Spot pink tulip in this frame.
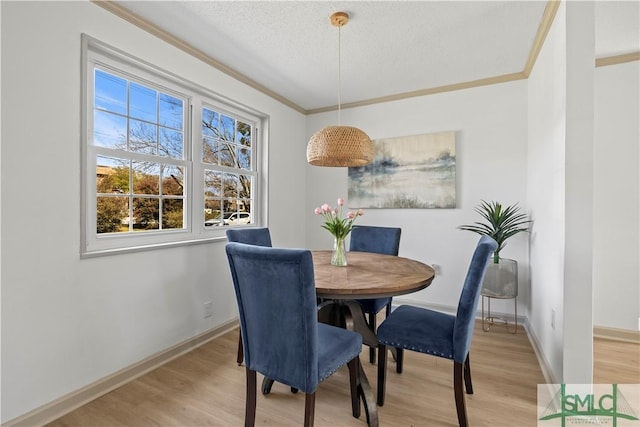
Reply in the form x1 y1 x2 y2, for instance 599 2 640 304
347 211 355 219
321 203 331 213
314 207 322 215
337 198 345 206
358 209 364 216
334 207 339 215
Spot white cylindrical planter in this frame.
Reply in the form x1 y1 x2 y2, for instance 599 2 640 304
481 258 518 333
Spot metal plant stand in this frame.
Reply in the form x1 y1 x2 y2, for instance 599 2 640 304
481 258 518 334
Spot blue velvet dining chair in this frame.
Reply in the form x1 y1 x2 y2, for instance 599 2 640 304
225 242 363 427
349 225 402 364
375 235 497 427
226 228 273 366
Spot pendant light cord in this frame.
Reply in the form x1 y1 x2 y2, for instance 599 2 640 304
337 24 342 125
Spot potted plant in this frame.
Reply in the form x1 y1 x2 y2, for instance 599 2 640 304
458 201 531 332
458 200 531 264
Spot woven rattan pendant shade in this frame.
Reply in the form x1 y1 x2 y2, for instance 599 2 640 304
307 125 374 167
306 12 374 167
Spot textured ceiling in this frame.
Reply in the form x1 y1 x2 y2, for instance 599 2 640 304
114 1 639 113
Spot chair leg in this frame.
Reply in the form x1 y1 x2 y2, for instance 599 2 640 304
245 368 256 427
453 361 469 427
237 333 244 365
347 358 361 418
464 354 473 394
367 312 376 364
395 348 404 374
304 392 316 427
377 344 387 406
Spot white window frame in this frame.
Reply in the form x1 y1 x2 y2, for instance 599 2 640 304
81 35 268 257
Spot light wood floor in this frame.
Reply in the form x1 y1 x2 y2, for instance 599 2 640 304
47 323 638 427
593 337 640 384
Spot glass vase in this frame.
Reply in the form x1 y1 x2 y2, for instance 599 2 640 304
331 236 347 266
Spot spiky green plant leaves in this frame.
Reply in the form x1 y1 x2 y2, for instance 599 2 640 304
458 200 531 263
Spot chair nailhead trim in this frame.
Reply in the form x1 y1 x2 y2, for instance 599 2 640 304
380 341 453 359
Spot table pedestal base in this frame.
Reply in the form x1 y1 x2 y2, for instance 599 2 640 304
317 300 379 427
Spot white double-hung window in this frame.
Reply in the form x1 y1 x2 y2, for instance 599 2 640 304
82 36 266 256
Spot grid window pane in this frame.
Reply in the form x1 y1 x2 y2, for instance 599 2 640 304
202 136 216 164
239 174 251 199
97 196 129 234
159 94 183 130
162 165 184 196
93 110 127 149
202 109 219 137
129 119 157 155
238 146 250 170
159 128 183 159
95 70 127 115
219 114 234 140
162 199 184 229
223 173 238 198
132 161 160 195
133 197 159 230
97 156 129 193
237 120 251 147
130 82 157 123
219 141 235 167
204 171 222 198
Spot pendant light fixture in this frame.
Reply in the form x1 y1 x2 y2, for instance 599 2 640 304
306 11 374 167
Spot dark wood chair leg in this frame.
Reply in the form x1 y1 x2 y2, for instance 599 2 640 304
367 312 376 364
237 333 244 365
395 348 404 374
304 392 316 427
463 354 473 394
347 358 361 418
454 361 469 427
377 344 387 406
245 368 256 427
261 377 275 395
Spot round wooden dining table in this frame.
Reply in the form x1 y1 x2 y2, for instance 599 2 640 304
312 250 436 299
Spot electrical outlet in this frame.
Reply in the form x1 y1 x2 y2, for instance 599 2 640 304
551 309 556 330
204 301 213 318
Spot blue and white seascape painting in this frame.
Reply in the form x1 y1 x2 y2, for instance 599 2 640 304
348 131 456 209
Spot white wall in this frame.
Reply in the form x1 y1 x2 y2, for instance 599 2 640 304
305 80 530 315
527 2 604 384
562 1 594 384
527 2 567 382
593 60 640 331
0 2 307 422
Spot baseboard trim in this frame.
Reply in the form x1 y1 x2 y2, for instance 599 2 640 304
2 319 239 427
523 322 558 384
594 326 640 344
392 298 527 327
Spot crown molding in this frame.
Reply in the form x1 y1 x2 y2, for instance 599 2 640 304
306 72 527 115
523 0 561 78
596 51 640 67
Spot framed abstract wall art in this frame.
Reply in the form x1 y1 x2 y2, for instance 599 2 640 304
348 131 456 208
